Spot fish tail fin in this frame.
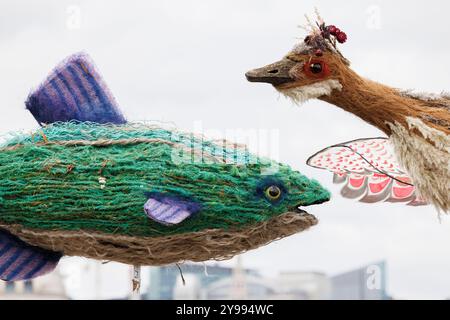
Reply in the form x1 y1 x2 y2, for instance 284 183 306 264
0 229 62 281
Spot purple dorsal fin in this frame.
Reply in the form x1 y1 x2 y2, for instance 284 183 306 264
25 52 126 125
0 230 62 281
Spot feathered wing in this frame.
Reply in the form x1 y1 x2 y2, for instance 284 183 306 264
307 138 427 206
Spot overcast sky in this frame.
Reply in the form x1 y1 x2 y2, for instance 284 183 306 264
1 0 450 299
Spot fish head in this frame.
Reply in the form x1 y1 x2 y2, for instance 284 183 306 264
144 142 331 239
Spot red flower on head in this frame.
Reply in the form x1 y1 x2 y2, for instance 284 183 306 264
320 24 348 45
336 32 347 43
327 25 337 35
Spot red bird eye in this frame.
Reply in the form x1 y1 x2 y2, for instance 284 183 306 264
304 59 330 78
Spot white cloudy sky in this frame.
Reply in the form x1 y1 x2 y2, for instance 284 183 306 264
1 0 449 299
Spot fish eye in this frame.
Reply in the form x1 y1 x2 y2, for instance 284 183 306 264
264 185 282 201
309 62 323 74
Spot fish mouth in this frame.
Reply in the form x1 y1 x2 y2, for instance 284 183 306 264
292 206 309 215
290 197 329 216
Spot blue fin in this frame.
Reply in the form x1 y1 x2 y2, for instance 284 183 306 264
25 52 126 125
0 229 62 281
144 192 202 226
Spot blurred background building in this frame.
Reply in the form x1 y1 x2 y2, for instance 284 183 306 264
0 258 390 300
330 261 388 300
0 255 389 300
0 269 68 300
146 257 260 300
145 258 389 300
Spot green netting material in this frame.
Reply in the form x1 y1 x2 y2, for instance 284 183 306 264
0 122 329 237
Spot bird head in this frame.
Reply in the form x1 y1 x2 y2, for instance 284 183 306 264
246 17 351 105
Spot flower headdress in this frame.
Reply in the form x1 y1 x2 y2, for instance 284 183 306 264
295 9 350 65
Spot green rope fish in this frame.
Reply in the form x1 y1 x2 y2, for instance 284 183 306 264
0 53 329 282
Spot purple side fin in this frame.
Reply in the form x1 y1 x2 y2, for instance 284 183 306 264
25 52 126 125
0 229 62 282
144 192 202 226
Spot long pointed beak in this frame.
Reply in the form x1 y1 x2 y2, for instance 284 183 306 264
245 58 296 86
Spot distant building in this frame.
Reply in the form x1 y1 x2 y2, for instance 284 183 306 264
146 261 259 300
330 261 389 300
147 259 389 300
204 267 331 300
204 258 275 300
205 275 275 300
172 274 202 300
0 270 68 300
147 258 331 300
276 271 330 299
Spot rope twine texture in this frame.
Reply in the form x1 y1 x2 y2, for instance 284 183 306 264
0 213 317 265
0 122 322 264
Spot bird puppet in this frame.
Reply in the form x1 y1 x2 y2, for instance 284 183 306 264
246 13 449 212
0 53 330 282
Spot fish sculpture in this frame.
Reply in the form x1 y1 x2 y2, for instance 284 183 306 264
0 53 330 281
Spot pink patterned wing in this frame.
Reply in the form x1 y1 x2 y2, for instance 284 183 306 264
307 138 427 206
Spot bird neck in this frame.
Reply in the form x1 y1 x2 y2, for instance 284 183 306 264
319 69 424 136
